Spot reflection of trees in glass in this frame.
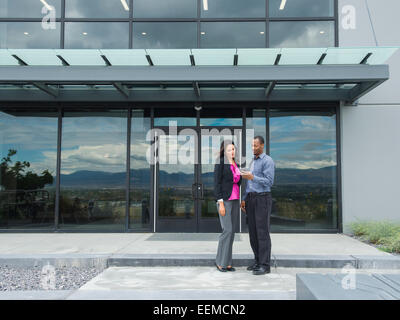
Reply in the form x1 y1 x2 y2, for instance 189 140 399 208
0 149 54 226
1 149 53 190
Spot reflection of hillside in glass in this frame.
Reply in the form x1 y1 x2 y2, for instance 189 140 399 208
0 109 57 229
59 110 127 230
270 109 338 230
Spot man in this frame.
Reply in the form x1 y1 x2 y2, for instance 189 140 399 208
241 136 275 275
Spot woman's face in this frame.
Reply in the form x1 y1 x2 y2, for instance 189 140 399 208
225 144 235 161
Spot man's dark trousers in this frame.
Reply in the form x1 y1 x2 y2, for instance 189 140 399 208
245 192 272 268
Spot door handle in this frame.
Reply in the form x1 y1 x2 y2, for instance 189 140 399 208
198 183 204 200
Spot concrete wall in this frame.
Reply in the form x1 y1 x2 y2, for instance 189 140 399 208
338 0 400 230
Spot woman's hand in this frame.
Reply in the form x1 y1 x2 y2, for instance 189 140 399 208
218 202 226 216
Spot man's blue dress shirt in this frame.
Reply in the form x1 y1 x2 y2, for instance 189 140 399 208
242 153 275 201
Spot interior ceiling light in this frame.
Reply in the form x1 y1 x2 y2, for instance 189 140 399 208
120 0 129 11
40 0 53 10
279 0 287 10
203 0 208 11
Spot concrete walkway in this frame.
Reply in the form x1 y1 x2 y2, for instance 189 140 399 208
0 233 390 256
2 267 400 300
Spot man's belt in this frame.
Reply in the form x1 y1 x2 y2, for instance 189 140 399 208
247 192 271 197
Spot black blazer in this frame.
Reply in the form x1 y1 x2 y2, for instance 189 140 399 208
214 158 242 202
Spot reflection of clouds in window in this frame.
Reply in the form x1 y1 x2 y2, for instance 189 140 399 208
269 21 334 48
0 0 61 18
133 23 197 49
65 0 129 18
61 114 127 174
133 0 197 18
270 115 336 169
201 0 265 18
0 22 60 49
269 0 334 17
0 112 57 176
201 22 265 48
65 22 129 49
59 143 126 174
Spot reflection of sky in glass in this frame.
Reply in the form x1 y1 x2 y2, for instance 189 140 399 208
133 22 197 49
200 118 242 126
65 0 129 18
131 112 151 171
0 22 61 49
201 0 265 18
64 22 129 49
246 113 266 166
0 111 58 176
61 113 127 174
133 0 197 18
0 0 61 18
201 22 265 48
270 115 337 169
269 0 334 17
269 21 334 48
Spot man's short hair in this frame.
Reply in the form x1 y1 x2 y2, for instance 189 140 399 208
254 136 265 144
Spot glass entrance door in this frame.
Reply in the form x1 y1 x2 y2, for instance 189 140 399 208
154 126 242 232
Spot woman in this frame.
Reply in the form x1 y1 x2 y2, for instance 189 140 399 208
214 140 242 272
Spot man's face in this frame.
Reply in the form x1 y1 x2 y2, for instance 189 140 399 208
252 139 264 156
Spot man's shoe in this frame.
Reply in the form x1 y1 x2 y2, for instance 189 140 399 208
252 266 271 275
247 263 259 271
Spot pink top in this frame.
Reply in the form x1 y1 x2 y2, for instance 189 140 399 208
228 162 241 200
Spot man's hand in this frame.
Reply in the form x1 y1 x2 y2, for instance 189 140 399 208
241 172 254 180
240 201 246 213
218 202 226 216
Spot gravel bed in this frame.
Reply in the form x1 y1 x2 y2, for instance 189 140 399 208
0 266 106 291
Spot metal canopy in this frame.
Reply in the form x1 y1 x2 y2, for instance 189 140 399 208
0 47 398 104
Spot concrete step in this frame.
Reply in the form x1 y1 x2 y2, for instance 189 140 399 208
1 253 400 269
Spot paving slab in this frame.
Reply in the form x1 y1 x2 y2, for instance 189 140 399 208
0 233 391 256
0 290 74 300
296 273 400 300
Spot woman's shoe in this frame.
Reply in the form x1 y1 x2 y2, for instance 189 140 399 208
226 266 236 272
215 262 227 272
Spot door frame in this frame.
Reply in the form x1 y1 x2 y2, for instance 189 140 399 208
153 125 243 232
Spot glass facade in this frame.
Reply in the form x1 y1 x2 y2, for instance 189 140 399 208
269 108 338 231
0 105 340 232
0 109 58 229
0 1 342 232
0 0 338 48
59 110 127 231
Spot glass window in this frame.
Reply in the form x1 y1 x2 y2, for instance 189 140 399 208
154 108 196 126
200 107 243 126
65 0 130 18
200 22 265 48
269 21 335 48
64 22 129 49
129 109 152 231
59 110 128 231
269 0 334 18
201 0 265 18
0 22 60 49
0 109 58 229
133 22 197 49
133 0 197 18
269 108 338 231
0 0 61 18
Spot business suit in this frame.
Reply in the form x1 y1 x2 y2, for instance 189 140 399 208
214 158 242 268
